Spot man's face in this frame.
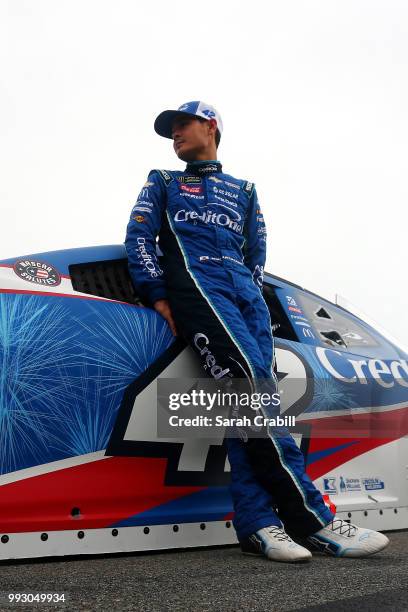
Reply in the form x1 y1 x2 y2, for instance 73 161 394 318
171 116 214 161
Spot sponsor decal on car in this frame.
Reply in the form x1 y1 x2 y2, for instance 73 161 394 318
290 314 309 322
303 328 315 338
286 295 298 307
13 259 61 287
339 476 361 492
323 477 337 494
316 346 408 388
362 477 385 491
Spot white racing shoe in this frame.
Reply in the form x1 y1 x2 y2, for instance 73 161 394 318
308 517 390 558
240 526 312 563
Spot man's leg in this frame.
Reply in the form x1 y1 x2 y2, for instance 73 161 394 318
235 285 389 557
167 284 281 539
168 273 332 539
226 437 281 539
236 285 334 536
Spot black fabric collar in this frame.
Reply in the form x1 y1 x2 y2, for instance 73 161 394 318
185 160 222 175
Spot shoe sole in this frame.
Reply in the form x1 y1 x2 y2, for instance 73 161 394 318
339 538 390 558
242 551 312 563
309 538 390 558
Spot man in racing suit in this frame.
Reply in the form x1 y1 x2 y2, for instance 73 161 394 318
125 101 389 562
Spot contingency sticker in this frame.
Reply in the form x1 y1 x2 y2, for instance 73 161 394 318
13 259 62 287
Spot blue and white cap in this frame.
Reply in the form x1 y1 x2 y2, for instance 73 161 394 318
154 101 223 139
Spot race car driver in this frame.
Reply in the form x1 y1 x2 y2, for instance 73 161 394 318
125 101 389 562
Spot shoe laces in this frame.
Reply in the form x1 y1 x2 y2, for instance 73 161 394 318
326 518 357 537
266 527 292 542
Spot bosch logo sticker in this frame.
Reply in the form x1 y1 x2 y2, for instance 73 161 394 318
13 260 61 287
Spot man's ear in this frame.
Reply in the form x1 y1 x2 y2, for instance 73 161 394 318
208 118 218 136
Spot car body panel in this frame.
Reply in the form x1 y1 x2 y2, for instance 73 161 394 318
0 245 407 559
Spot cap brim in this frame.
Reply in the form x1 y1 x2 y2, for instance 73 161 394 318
154 110 199 139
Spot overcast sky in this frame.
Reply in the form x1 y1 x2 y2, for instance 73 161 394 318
1 0 407 347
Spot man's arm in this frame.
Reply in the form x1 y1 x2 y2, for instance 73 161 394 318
243 184 267 289
125 171 177 335
125 170 167 303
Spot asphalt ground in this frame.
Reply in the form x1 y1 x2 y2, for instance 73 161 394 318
0 531 407 612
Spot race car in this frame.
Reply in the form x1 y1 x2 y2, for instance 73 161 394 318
0 244 407 560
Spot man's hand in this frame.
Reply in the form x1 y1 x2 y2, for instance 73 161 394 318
153 299 178 336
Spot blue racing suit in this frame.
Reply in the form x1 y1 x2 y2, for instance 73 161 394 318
125 160 333 539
